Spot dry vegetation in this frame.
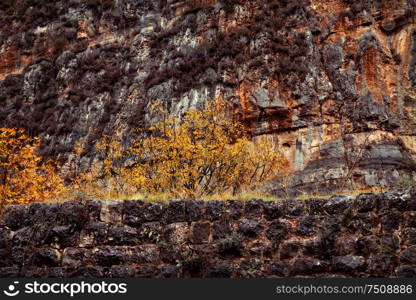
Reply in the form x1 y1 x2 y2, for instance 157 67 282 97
0 100 288 208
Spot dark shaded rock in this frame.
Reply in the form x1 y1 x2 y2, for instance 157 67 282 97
62 248 91 268
159 244 182 264
283 199 305 217
292 258 328 275
264 201 284 220
0 228 11 248
267 219 291 243
303 239 322 257
368 254 397 277
28 203 60 226
321 216 342 236
355 193 377 212
218 232 243 258
11 247 32 266
181 249 205 277
44 267 67 278
142 202 165 222
190 222 210 244
85 200 102 220
212 220 232 239
33 248 61 267
249 241 273 258
0 267 20 278
109 266 136 278
269 261 290 277
296 216 317 236
395 266 416 278
244 199 263 219
280 242 300 259
403 228 416 245
159 265 180 278
238 219 263 238
225 200 244 219
381 211 401 232
206 261 234 277
122 200 144 227
0 249 11 267
127 245 160 264
166 200 187 223
404 212 416 227
185 200 205 221
69 267 105 278
79 222 108 247
136 265 159 278
2 205 29 230
331 256 366 275
48 225 80 248
93 247 124 266
107 225 138 246
378 190 409 212
138 222 162 244
236 258 265 278
380 234 400 253
13 227 33 247
347 213 376 234
307 198 327 215
59 201 88 227
205 201 225 221
335 236 357 256
357 235 380 255
400 246 416 264
324 195 351 214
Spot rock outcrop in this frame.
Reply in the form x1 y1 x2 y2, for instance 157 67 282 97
0 0 415 195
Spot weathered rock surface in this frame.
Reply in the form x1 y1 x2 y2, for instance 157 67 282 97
0 0 415 194
0 190 416 277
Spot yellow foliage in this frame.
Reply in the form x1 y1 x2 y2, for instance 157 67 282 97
0 128 66 209
125 100 288 199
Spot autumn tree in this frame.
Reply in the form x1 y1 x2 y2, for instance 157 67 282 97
0 128 66 209
125 99 287 198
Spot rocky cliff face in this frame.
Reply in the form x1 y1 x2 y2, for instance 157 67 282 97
0 0 415 195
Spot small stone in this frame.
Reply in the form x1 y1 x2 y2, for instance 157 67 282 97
368 254 397 277
59 201 88 227
93 247 124 266
244 199 263 219
354 193 377 212
205 201 224 221
380 234 400 253
2 205 29 230
138 222 162 243
269 261 290 277
357 235 380 255
395 266 416 278
225 200 243 219
403 228 416 245
237 258 265 278
0 228 12 248
109 266 136 278
122 200 144 227
163 223 189 244
292 258 328 275
331 256 366 275
335 236 357 256
190 222 210 244
381 211 401 232
400 246 416 264
324 195 351 214
296 216 317 236
267 219 291 243
70 267 105 278
136 265 159 278
101 200 123 224
33 248 61 267
264 201 284 220
186 200 205 221
12 227 33 247
48 225 80 248
106 225 138 246
283 199 305 217
62 248 91 268
404 212 416 227
206 261 234 277
159 265 180 278
307 198 326 215
166 200 187 223
238 219 263 238
212 220 232 239
280 242 300 259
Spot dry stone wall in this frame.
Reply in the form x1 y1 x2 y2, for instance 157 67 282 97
1 189 416 278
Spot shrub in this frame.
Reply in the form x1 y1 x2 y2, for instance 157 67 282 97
0 128 66 209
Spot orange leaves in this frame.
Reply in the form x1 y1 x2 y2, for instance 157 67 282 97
0 128 66 209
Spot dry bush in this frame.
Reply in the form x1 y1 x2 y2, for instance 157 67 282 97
0 128 66 209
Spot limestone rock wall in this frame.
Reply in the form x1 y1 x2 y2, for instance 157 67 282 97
0 190 416 278
0 0 415 194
